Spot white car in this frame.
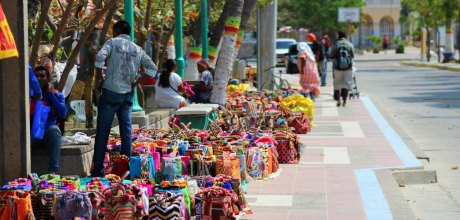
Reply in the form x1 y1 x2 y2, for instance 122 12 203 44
276 38 296 65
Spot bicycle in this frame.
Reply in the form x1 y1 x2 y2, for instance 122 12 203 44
260 66 291 91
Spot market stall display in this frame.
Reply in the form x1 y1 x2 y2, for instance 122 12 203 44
0 90 314 219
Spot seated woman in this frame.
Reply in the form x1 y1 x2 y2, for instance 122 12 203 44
155 59 187 108
192 59 213 103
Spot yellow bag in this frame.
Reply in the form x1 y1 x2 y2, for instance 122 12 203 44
281 94 315 126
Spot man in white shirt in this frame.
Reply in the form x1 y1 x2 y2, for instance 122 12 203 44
91 21 158 177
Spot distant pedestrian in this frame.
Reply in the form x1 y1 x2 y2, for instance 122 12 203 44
330 30 354 107
383 35 389 54
323 35 331 60
296 42 320 101
91 21 158 177
308 33 327 86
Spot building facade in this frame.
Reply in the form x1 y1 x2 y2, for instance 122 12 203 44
353 0 401 48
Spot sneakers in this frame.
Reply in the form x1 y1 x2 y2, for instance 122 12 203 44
49 170 58 175
342 102 347 107
336 101 341 107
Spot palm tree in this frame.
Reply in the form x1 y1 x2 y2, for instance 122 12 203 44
210 0 245 104
231 0 258 63
208 1 230 65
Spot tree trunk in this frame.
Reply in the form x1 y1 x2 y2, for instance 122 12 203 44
158 24 176 69
208 0 230 64
443 15 455 63
231 0 258 63
427 27 431 62
51 0 75 67
85 29 101 128
61 30 75 62
100 4 118 46
210 0 245 104
57 0 118 92
30 0 52 69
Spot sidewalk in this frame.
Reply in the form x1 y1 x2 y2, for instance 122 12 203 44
400 60 460 72
241 85 421 219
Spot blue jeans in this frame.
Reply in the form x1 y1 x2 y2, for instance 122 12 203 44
91 89 133 177
318 60 327 86
31 125 61 172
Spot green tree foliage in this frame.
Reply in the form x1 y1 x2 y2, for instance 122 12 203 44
277 0 366 31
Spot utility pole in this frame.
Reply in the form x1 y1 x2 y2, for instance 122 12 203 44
0 0 30 185
175 0 185 77
124 0 143 111
259 0 277 90
256 9 261 90
201 0 210 64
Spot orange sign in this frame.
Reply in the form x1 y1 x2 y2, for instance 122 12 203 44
0 3 18 60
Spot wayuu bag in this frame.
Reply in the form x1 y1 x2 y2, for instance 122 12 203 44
289 115 311 134
161 152 187 181
275 138 298 164
189 155 216 177
216 152 241 180
245 147 264 179
148 192 187 220
198 186 238 220
0 191 35 220
104 174 136 220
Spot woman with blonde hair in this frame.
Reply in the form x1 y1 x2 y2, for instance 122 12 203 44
297 42 321 101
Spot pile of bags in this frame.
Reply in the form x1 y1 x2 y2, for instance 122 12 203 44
0 90 315 219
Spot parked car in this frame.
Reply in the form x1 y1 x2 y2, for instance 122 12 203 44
284 42 314 74
276 38 296 65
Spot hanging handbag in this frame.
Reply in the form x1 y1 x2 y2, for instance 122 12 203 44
31 100 50 139
54 191 92 220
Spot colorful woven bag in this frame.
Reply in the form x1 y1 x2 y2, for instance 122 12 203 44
245 147 264 179
276 139 298 164
216 152 241 180
290 115 311 134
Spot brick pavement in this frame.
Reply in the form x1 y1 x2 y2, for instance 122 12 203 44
240 85 414 220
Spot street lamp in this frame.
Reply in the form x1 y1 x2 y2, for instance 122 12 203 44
175 0 185 77
124 0 143 111
201 0 210 65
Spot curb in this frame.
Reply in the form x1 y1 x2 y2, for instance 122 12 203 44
355 59 417 62
400 61 460 72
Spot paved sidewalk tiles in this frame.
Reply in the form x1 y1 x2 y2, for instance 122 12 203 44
241 87 421 220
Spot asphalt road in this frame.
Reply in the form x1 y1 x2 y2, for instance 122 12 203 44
352 61 460 220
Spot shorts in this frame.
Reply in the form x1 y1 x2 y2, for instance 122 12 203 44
383 44 388 49
333 69 353 90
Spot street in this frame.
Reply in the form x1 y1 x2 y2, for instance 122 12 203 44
242 59 460 220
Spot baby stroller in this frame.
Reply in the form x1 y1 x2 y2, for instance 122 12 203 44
348 67 360 99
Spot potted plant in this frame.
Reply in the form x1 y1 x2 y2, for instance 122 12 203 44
366 35 382 53
391 36 405 54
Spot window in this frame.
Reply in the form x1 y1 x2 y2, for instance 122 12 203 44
380 18 393 41
276 41 294 49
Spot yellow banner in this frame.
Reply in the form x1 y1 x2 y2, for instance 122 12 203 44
0 3 19 60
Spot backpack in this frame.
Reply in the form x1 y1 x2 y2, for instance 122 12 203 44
334 41 353 71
